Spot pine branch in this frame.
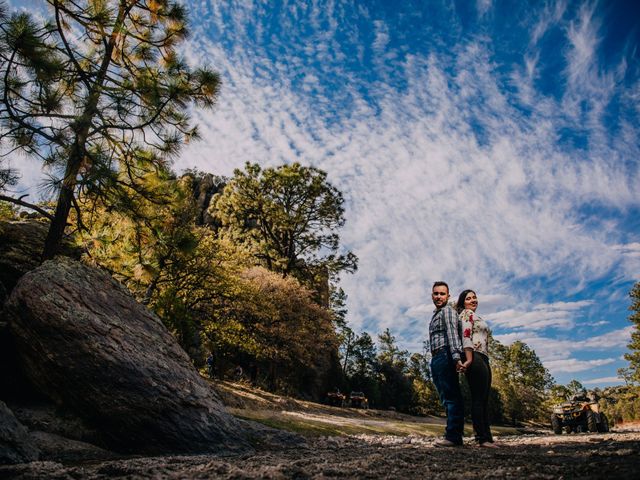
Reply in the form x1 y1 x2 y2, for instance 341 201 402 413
0 193 54 220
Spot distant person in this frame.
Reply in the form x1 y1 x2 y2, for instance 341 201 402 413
234 365 243 381
206 352 215 379
428 281 465 447
456 289 497 448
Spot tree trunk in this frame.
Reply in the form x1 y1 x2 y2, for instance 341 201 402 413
42 135 87 260
42 170 78 260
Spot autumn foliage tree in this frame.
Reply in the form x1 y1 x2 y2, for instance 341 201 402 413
201 266 339 396
0 0 220 259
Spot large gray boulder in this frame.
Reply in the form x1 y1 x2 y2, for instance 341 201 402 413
4 257 250 454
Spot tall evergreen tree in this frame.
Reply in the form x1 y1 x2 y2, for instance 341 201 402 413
376 329 412 411
566 379 585 397
377 328 407 366
0 0 220 258
621 282 640 385
346 332 380 405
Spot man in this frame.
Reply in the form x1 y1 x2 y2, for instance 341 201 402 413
206 352 215 379
429 281 465 447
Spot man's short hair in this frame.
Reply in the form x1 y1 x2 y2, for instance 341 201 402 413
432 281 449 293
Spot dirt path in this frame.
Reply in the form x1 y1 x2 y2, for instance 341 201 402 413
3 384 638 479
2 431 639 479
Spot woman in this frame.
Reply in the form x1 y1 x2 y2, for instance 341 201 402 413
456 289 497 448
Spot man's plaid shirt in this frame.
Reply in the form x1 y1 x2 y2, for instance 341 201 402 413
428 304 463 362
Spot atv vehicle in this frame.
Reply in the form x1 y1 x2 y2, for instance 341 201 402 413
348 391 369 409
326 391 346 407
550 396 609 434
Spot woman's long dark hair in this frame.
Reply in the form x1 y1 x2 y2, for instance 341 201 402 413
455 289 476 314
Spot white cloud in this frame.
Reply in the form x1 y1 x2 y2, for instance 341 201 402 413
495 327 632 357
616 243 640 257
372 20 390 53
614 243 640 281
565 2 600 86
582 376 624 385
404 304 433 319
580 327 634 349
485 300 594 331
530 0 567 45
544 357 616 374
585 320 609 327
534 301 594 311
470 293 514 314
476 0 493 17
495 326 633 378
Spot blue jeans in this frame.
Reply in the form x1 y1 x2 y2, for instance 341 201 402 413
431 349 464 444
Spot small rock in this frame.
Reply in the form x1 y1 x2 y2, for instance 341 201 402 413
0 401 39 464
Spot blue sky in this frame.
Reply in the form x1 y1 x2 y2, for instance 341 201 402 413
6 1 640 388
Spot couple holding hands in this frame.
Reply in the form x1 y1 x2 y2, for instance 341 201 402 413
428 281 496 448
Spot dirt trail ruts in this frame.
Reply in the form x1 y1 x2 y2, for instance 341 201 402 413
2 431 638 479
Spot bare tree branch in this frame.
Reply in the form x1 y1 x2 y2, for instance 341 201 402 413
0 194 54 220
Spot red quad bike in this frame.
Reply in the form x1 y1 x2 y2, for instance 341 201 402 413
348 391 369 409
326 391 346 407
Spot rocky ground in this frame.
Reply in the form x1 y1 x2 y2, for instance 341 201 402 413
3 383 639 480
1 430 639 479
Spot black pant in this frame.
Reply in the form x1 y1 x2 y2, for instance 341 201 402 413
465 351 493 444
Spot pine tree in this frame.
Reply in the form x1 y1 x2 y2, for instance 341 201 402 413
0 0 220 259
621 282 640 384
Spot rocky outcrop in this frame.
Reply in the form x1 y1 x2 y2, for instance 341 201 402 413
188 172 226 226
0 220 48 298
4 257 250 455
0 401 39 464
0 220 81 298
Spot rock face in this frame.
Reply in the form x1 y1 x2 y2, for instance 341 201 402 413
4 257 250 455
0 220 81 298
189 173 226 227
0 220 48 298
0 401 39 464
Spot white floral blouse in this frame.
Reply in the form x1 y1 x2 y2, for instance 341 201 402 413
459 309 490 357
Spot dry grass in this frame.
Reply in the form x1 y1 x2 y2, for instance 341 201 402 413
214 380 518 438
